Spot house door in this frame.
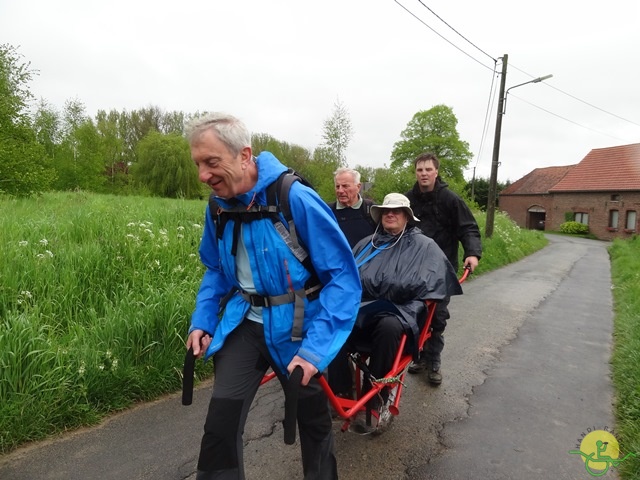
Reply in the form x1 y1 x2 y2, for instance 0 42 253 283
528 206 546 230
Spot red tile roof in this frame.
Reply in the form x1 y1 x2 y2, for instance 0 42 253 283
549 143 640 192
501 165 574 195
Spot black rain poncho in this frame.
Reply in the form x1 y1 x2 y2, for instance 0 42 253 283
352 226 463 357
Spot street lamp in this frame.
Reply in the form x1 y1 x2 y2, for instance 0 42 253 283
484 53 552 238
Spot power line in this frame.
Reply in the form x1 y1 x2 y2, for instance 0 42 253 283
473 68 500 170
415 0 497 64
509 93 632 142
393 0 494 72
394 0 640 141
509 64 640 129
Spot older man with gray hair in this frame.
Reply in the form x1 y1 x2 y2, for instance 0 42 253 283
328 167 376 248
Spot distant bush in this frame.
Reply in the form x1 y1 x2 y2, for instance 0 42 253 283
559 221 589 235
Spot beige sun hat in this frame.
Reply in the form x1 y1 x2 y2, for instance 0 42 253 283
370 193 420 224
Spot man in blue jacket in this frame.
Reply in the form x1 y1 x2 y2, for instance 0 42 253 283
186 112 361 480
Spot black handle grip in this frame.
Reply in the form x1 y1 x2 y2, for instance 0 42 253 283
182 347 195 406
283 366 304 445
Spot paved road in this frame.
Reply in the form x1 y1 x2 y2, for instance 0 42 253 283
0 235 618 479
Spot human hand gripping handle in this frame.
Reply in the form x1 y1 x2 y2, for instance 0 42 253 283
283 356 319 444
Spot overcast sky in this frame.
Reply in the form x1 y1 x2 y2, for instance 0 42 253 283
2 0 639 182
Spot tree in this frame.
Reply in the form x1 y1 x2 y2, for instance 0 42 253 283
252 133 312 174
321 99 353 167
0 44 55 196
132 131 200 198
464 176 509 211
390 105 472 186
367 165 414 203
96 109 127 192
32 99 62 159
52 99 92 190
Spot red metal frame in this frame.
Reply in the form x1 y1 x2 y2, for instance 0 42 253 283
262 267 470 433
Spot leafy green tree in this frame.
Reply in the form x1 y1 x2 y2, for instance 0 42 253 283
252 133 312 174
390 105 472 186
300 146 340 202
32 99 61 159
96 109 128 192
0 44 55 196
52 99 91 190
321 99 353 167
74 119 108 191
464 176 509 211
367 165 414 202
132 131 200 198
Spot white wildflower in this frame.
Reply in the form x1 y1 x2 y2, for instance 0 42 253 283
39 238 49 246
18 240 28 247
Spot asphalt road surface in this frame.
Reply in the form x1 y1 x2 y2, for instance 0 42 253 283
0 234 618 480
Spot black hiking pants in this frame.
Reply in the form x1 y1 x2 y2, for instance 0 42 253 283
196 320 337 480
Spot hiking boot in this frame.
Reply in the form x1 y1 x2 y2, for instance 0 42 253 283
428 363 442 386
408 356 428 374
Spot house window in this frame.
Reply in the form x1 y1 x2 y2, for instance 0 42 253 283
626 211 637 231
609 210 619 229
610 194 620 201
574 212 589 224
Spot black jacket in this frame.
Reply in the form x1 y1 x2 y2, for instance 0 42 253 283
406 178 482 270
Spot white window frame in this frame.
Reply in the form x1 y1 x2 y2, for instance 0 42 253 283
626 211 637 231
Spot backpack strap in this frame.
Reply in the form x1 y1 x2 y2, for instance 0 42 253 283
207 169 321 341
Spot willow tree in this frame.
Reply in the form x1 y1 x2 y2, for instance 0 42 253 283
132 131 201 198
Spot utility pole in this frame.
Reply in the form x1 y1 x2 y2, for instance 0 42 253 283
485 54 508 239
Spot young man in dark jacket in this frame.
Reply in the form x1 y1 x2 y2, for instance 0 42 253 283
405 152 482 385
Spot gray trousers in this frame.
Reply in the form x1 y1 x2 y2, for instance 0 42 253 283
196 320 337 480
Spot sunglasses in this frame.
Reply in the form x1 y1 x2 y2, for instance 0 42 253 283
381 208 404 216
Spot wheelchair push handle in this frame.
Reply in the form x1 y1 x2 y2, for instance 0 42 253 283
283 365 304 445
182 346 196 406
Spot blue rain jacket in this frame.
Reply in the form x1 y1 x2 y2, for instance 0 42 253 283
190 152 361 375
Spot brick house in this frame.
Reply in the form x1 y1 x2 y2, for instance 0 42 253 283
499 143 640 240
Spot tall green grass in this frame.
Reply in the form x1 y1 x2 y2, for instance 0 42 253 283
0 191 212 453
609 236 640 478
